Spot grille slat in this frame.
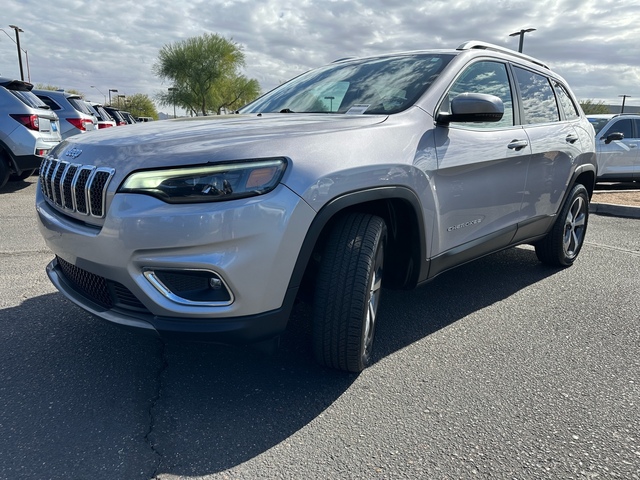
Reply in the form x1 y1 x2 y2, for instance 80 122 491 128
39 157 114 219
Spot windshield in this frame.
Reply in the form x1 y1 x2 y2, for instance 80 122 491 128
587 117 613 135
240 53 453 115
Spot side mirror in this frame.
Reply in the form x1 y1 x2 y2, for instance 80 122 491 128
603 132 624 144
436 93 504 124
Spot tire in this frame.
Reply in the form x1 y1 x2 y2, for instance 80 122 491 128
535 183 589 266
313 213 386 373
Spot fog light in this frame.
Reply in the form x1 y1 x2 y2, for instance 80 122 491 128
144 269 233 306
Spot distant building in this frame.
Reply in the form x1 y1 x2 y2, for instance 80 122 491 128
606 104 640 114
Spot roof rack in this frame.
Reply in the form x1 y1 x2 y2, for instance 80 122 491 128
457 41 549 69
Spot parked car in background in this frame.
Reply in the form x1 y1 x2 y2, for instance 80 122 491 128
119 111 138 124
36 41 596 372
34 89 97 140
137 116 153 122
103 106 127 126
86 102 116 129
588 114 640 182
0 77 61 188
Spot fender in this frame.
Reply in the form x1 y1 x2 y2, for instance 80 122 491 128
285 186 430 293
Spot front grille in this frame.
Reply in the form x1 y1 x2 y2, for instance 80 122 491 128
56 256 148 313
40 157 114 218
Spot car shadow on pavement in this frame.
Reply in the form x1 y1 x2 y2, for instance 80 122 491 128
0 246 561 479
0 178 34 194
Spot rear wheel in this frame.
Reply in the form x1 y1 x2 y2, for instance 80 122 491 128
313 213 386 373
535 184 589 266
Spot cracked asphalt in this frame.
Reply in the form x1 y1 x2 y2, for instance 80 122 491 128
1 178 639 479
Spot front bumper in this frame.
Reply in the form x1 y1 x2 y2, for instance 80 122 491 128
36 184 315 342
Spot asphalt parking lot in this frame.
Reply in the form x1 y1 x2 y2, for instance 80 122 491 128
1 178 639 480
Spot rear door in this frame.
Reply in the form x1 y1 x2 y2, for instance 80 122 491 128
513 68 585 220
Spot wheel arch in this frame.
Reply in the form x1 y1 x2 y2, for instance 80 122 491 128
573 162 597 199
289 186 428 298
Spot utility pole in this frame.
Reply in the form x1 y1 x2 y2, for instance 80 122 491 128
8 25 24 81
509 28 536 53
619 95 631 114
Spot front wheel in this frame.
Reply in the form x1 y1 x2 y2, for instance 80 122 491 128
313 213 386 373
535 184 589 266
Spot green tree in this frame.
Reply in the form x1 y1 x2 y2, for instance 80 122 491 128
580 99 610 115
122 93 158 120
153 33 260 115
211 75 261 114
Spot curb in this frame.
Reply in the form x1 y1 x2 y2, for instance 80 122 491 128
589 202 640 219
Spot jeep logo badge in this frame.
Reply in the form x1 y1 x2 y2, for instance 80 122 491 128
66 148 83 159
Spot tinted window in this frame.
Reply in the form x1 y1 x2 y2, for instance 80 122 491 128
444 61 514 128
603 119 633 139
553 82 579 120
68 97 93 115
10 90 48 109
241 54 453 115
37 95 62 111
514 67 559 124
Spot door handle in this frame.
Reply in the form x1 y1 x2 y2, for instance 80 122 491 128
508 139 529 151
566 134 579 144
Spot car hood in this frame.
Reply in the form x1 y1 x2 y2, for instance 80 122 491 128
54 113 387 169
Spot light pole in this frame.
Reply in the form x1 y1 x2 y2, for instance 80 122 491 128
1 28 30 81
8 25 24 81
168 87 178 118
619 95 631 114
108 89 118 105
324 96 335 112
91 86 106 104
117 94 125 108
509 28 536 53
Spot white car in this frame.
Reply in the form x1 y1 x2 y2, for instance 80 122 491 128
588 114 640 182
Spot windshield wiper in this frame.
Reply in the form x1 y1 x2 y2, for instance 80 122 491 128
279 108 295 113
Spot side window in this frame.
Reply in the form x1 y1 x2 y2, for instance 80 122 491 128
513 67 559 124
633 120 640 140
445 61 514 128
553 82 580 120
603 119 633 140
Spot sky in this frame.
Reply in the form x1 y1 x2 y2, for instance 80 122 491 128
2 0 639 115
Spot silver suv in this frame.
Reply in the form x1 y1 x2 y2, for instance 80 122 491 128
0 78 61 188
587 114 640 182
36 41 597 372
33 89 98 140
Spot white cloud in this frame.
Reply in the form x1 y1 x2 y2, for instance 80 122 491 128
1 0 639 111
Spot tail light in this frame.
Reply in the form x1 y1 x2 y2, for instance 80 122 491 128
10 114 39 131
67 117 95 132
98 123 114 129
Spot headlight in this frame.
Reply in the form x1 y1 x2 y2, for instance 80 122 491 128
118 158 287 203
